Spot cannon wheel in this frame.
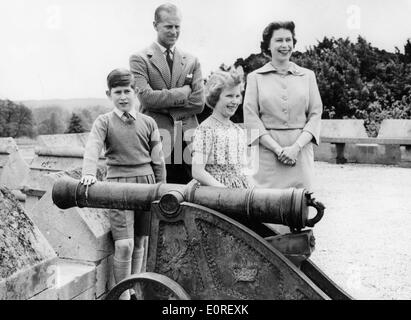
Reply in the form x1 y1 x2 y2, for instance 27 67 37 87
105 272 190 300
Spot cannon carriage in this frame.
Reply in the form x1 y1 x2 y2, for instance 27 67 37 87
52 177 352 300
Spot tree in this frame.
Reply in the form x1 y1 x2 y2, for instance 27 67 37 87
0 99 35 138
65 113 85 133
403 38 411 64
49 112 60 134
75 104 112 131
79 108 93 131
36 112 65 135
32 105 69 126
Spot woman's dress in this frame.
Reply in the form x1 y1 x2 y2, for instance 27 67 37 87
243 62 322 190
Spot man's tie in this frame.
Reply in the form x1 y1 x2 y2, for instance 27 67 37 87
166 48 173 75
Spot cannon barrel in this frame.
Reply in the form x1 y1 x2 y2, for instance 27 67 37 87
52 177 324 230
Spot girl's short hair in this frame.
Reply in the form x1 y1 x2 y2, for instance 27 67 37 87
205 70 242 108
106 68 136 90
260 21 297 57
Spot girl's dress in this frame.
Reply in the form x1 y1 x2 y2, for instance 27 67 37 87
192 115 251 188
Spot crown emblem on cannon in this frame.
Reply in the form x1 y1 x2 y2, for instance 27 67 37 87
232 264 258 282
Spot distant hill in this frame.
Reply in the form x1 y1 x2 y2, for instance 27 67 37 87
15 98 115 134
18 98 112 110
15 97 143 134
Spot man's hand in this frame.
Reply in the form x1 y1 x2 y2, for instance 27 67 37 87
182 84 192 96
80 175 97 186
278 144 300 166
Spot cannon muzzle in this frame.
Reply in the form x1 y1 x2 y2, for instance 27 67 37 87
52 177 324 230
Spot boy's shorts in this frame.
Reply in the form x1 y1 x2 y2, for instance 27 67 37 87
106 174 156 241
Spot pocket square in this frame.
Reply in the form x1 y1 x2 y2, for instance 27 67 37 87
184 74 193 85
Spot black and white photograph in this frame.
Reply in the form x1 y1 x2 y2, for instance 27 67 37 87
0 0 410 307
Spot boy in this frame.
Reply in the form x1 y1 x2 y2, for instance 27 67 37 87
81 68 166 299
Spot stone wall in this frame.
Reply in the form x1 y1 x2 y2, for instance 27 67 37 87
0 186 57 299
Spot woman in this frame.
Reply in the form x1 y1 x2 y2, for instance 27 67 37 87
244 21 322 191
192 70 251 188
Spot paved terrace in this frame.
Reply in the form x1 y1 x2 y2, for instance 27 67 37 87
311 161 411 299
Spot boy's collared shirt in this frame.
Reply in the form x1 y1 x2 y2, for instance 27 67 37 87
113 107 137 122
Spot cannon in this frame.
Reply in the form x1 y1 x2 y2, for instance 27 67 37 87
52 177 352 300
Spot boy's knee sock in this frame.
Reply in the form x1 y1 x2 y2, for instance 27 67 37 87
113 257 132 300
131 247 144 275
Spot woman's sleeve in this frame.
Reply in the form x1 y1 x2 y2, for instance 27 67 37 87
82 115 107 176
303 70 323 145
149 120 166 183
243 72 269 145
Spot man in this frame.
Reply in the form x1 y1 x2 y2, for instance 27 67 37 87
130 3 205 184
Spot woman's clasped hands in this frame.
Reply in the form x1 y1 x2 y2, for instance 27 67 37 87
277 143 301 166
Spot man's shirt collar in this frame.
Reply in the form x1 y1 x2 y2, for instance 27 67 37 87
155 41 175 55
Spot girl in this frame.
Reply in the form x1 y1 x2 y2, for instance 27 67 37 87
192 70 251 188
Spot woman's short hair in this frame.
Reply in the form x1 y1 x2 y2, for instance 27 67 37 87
260 21 297 57
205 70 242 108
106 68 136 90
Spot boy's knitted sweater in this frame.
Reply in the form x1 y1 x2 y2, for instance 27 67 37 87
82 111 166 182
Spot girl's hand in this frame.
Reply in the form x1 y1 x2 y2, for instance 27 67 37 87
80 175 97 186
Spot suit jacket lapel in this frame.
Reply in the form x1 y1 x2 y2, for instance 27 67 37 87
172 48 186 88
148 43 172 88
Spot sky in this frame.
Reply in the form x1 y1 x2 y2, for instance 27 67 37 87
0 0 410 100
